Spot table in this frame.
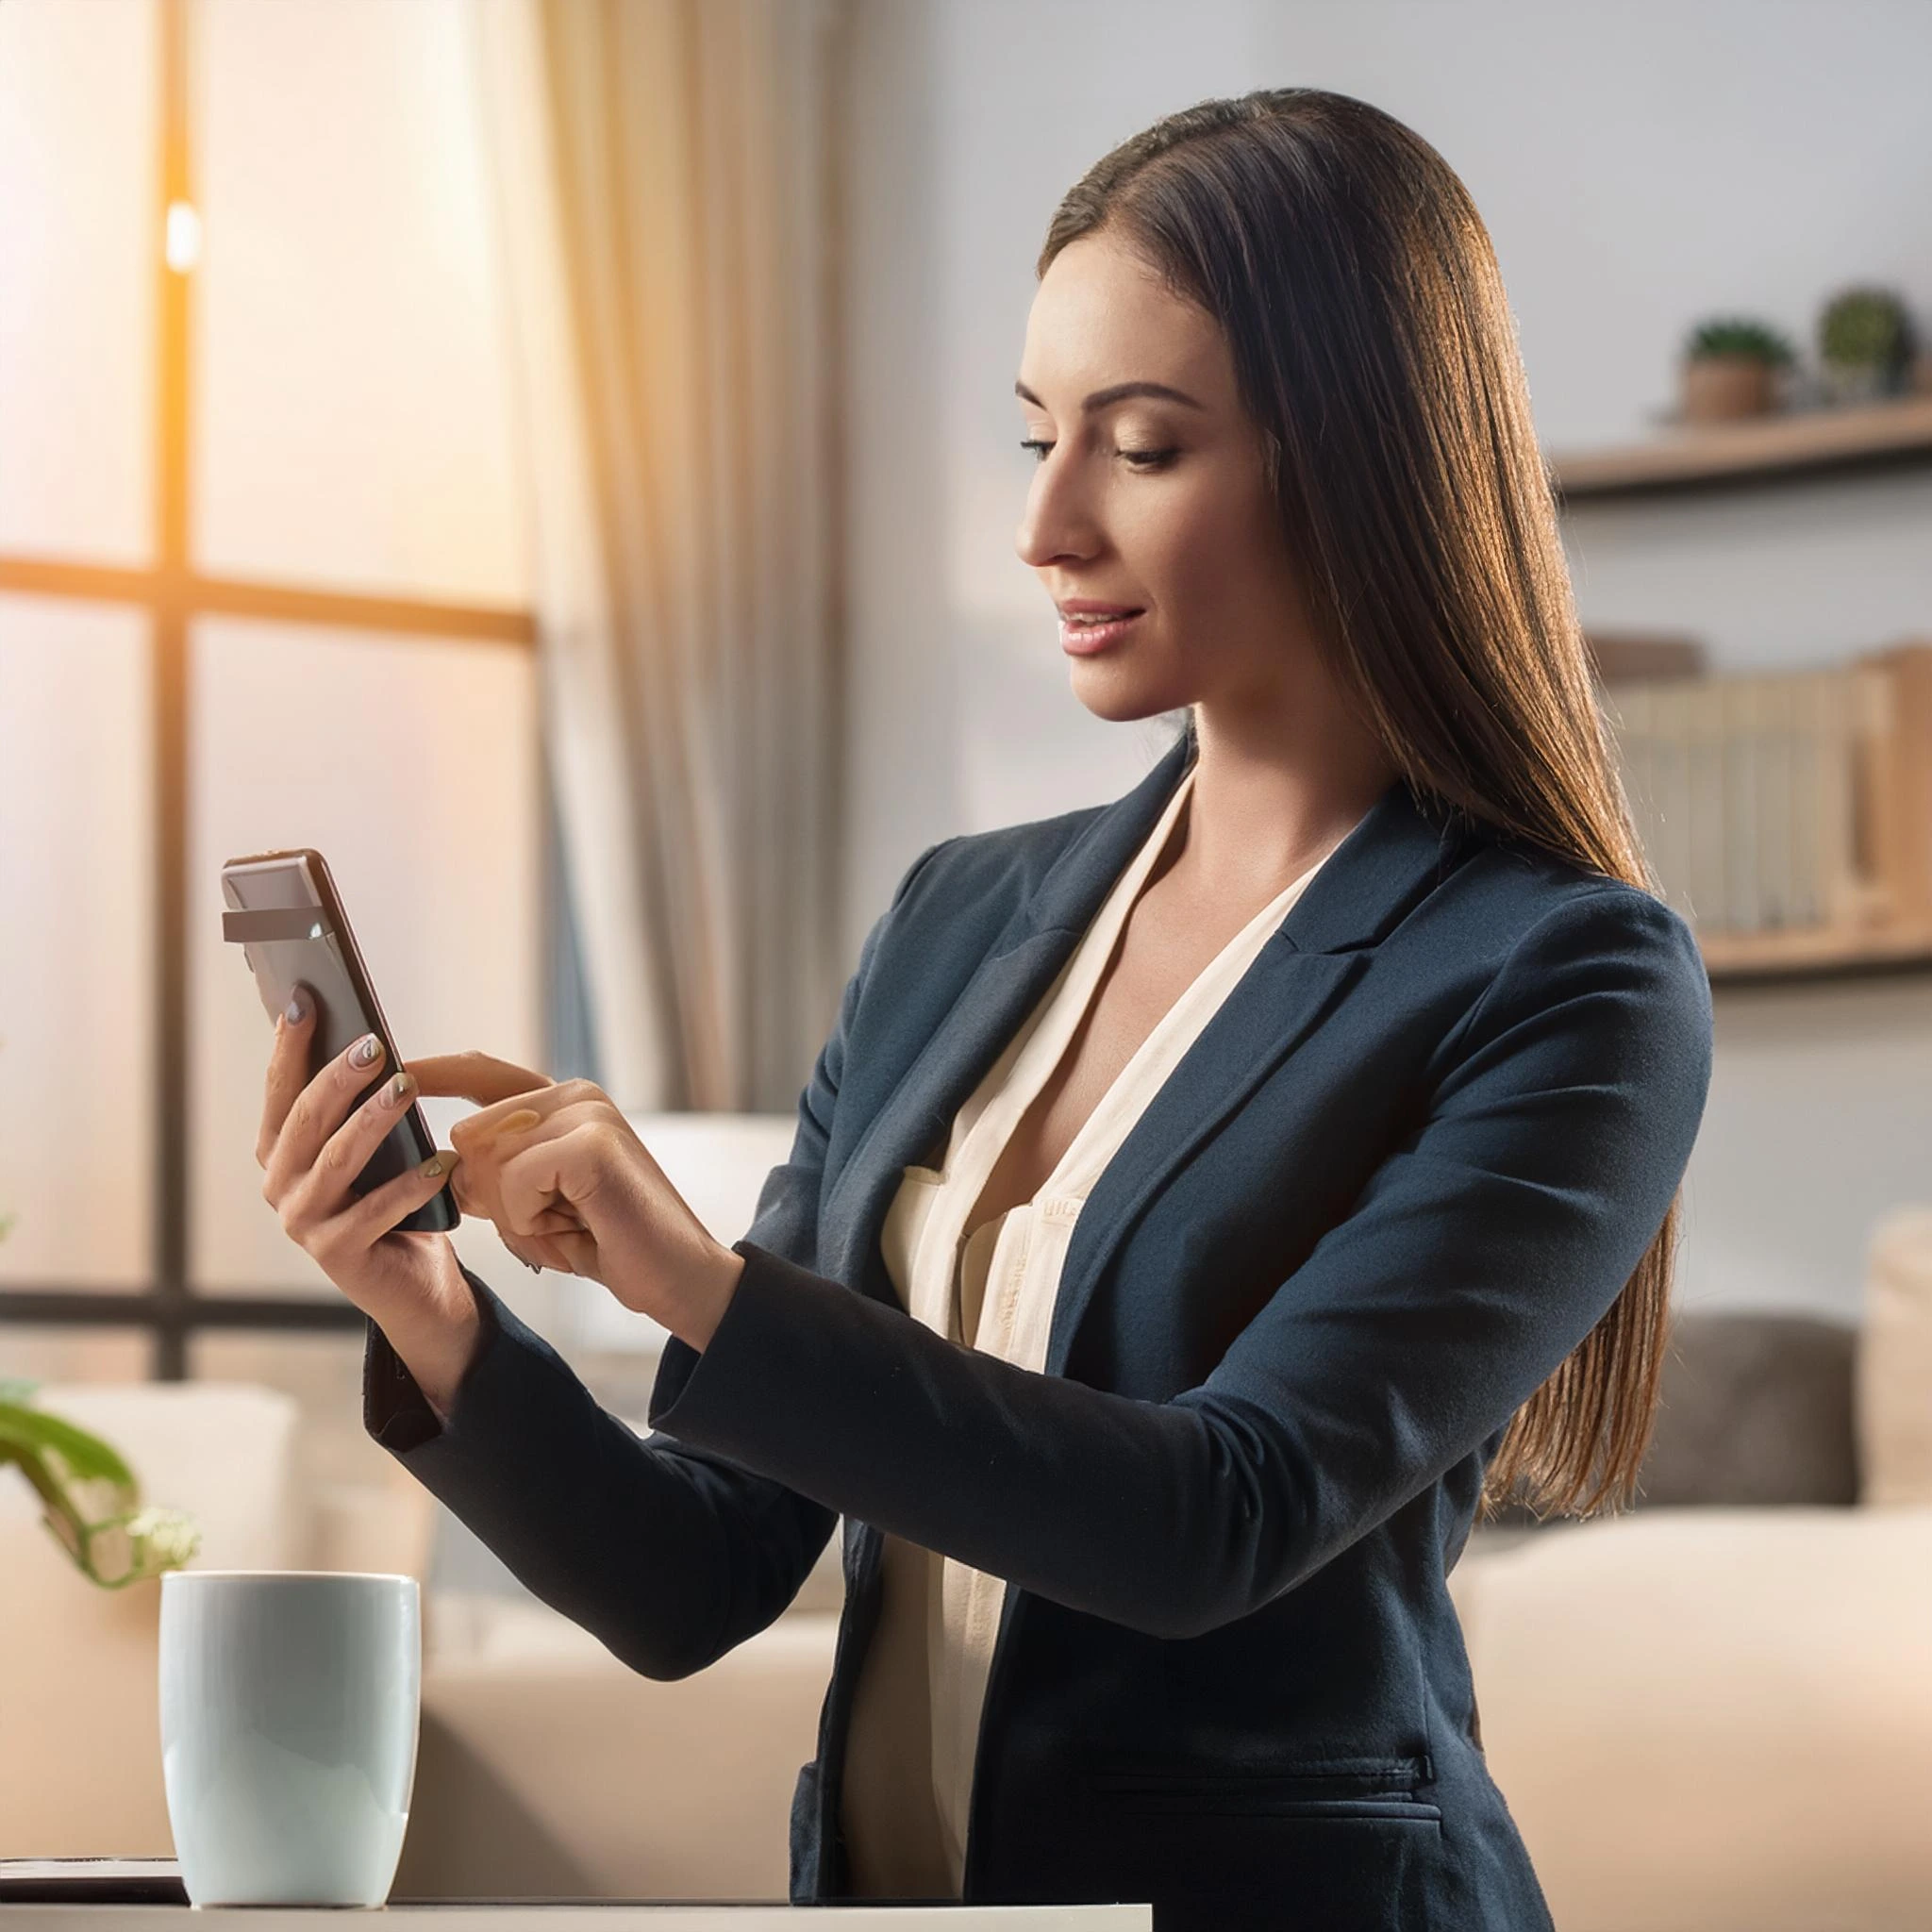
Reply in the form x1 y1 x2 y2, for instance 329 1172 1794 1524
2 1908 1151 1929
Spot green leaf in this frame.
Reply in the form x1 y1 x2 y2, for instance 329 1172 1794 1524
0 1403 138 1486
0 1397 201 1589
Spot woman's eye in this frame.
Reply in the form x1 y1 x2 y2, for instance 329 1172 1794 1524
1018 440 1176 470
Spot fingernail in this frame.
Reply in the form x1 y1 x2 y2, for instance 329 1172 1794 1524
380 1070 415 1109
497 1108 542 1135
352 1033 383 1067
285 987 311 1026
419 1150 454 1179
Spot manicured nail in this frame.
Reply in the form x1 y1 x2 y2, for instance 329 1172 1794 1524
285 987 311 1025
380 1070 414 1109
419 1151 452 1178
352 1033 383 1067
496 1108 542 1136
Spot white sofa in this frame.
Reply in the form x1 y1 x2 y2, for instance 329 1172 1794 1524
8 1125 1931 1931
400 1595 836 1900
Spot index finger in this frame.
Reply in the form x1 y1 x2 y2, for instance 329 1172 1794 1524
408 1050 555 1107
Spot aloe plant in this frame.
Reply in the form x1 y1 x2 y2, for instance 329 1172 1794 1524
0 1174 200 1585
0 1377 202 1586
1685 315 1795 366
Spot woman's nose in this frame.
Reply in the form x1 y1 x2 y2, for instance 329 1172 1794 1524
1015 461 1099 571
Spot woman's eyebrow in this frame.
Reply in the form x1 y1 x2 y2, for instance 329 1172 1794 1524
1013 378 1205 412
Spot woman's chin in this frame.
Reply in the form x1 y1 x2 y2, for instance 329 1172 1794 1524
1067 661 1189 725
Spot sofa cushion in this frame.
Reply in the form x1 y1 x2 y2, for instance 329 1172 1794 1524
1454 1506 1932 1932
1483 1310 1857 1526
9 1380 307 1570
1638 1311 1857 1507
1860 1205 1932 1506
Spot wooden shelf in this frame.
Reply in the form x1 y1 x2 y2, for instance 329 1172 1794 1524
1548 392 1932 501
1699 921 1932 986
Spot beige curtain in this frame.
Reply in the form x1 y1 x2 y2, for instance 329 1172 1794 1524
469 0 848 1112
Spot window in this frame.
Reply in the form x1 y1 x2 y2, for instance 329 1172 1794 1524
0 0 547 1397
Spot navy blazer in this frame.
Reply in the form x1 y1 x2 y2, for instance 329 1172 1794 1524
366 722 1713 1931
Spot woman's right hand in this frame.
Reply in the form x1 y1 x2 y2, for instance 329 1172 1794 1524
257 981 482 1415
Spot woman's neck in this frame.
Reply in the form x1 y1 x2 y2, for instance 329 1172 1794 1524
1170 705 1400 904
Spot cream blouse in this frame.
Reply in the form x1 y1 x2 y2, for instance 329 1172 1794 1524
838 758 1357 1900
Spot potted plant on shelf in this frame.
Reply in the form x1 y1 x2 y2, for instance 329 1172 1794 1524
1817 284 1916 405
1679 315 1795 424
0 1183 200 1587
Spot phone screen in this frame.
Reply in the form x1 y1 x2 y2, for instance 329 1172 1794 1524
220 848 458 1235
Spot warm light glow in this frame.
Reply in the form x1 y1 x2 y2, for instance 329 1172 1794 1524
164 199 201 273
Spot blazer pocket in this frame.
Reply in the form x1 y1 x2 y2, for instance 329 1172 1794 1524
1086 1755 1441 1824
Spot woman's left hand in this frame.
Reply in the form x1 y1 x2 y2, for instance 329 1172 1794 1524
406 1053 744 1351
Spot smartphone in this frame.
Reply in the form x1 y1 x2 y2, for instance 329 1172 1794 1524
220 847 458 1235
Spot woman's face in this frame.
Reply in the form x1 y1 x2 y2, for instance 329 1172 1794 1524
1014 228 1318 724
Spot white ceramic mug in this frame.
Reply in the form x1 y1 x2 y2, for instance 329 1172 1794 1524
158 1571 421 1907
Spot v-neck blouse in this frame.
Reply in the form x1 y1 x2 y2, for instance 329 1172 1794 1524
837 757 1357 1901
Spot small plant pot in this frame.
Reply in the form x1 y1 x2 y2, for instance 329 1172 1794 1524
1819 359 1895 407
1681 354 1776 424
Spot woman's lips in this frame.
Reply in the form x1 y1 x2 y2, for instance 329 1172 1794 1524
1060 608 1144 655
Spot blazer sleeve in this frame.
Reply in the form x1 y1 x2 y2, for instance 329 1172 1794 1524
359 835 957 1679
641 885 1714 1642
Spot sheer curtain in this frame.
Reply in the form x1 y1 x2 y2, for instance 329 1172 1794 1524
468 0 849 1112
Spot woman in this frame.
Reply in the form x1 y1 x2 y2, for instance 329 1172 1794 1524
258 88 1711 1931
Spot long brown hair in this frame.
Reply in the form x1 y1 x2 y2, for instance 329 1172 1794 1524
1040 87 1680 1522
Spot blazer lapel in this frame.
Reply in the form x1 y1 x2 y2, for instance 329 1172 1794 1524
1041 762 1476 1375
823 724 1476 1371
1040 939 1367 1375
821 732 1196 1286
